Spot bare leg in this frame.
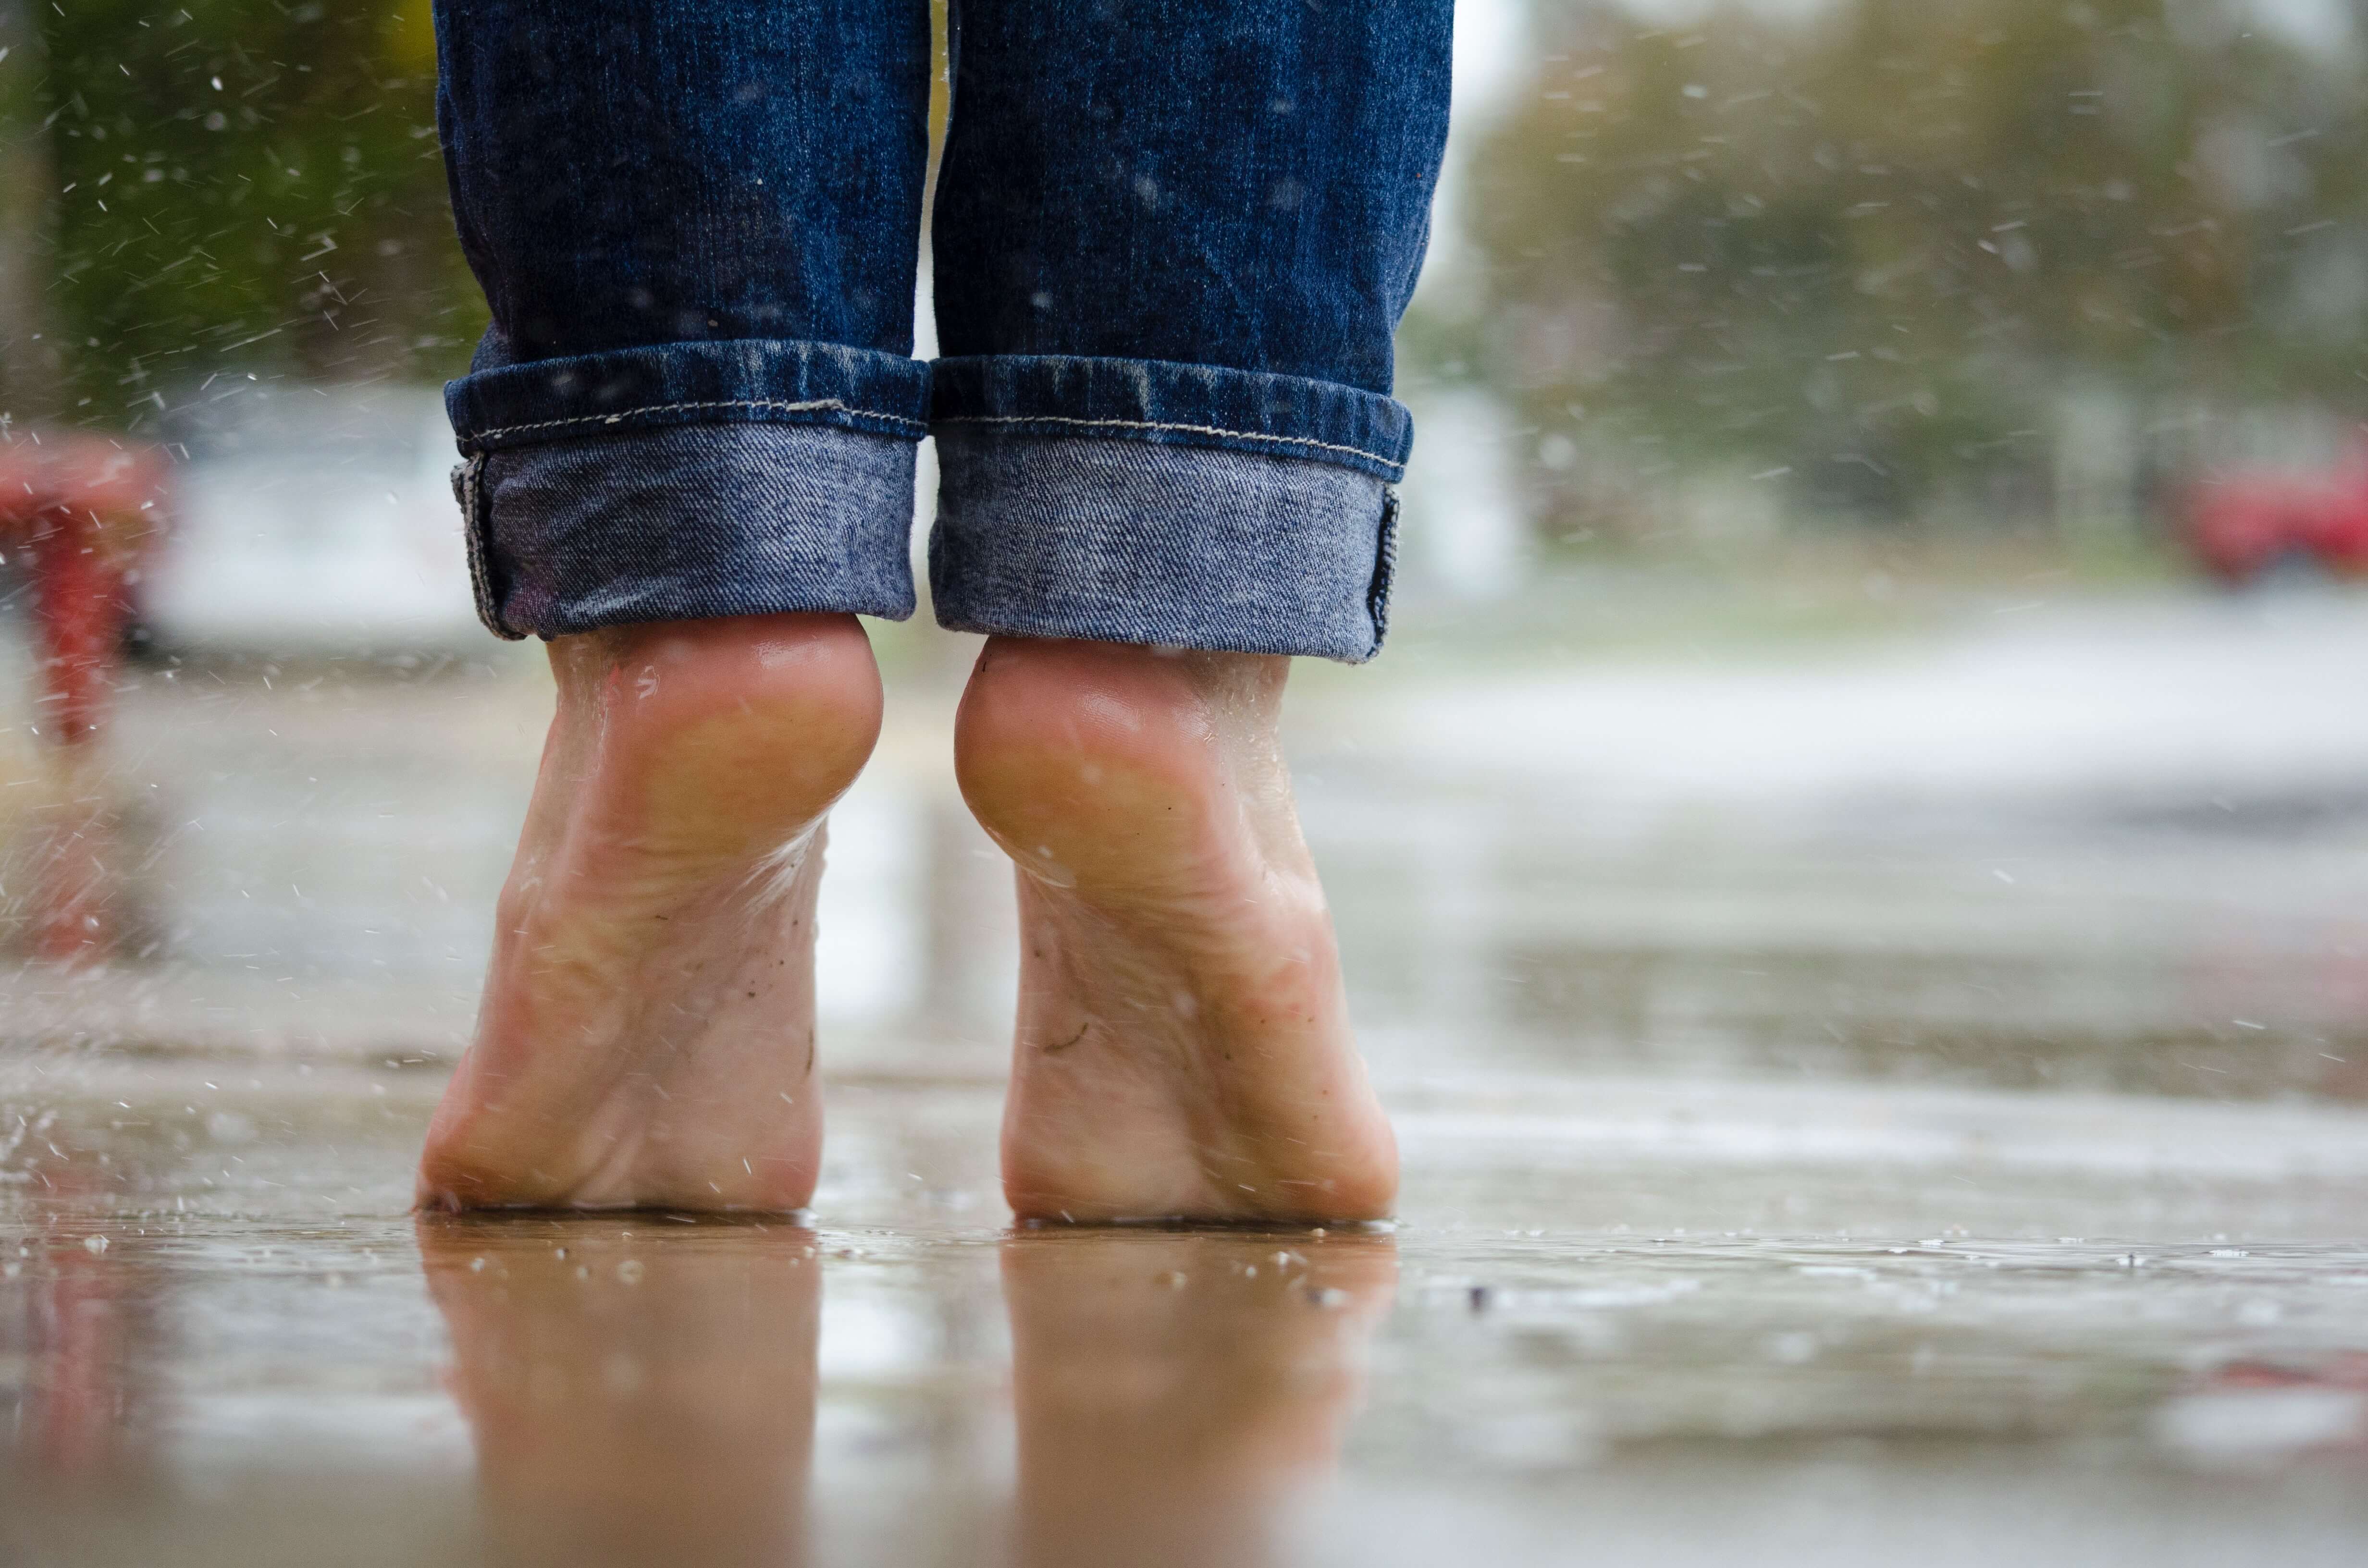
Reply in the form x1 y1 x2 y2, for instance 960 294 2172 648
955 637 1397 1223
418 613 879 1212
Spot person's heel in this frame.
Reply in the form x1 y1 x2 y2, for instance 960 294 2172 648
417 612 881 1213
955 636 1397 1224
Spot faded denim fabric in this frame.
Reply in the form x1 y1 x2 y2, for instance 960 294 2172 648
462 426 919 638
932 433 1397 660
435 0 1452 660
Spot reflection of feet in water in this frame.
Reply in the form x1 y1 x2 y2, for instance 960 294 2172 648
1004 1227 1398 1568
957 638 1399 1224
417 614 880 1212
418 1216 820 1568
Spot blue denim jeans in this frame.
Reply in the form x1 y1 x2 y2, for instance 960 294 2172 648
435 0 1451 661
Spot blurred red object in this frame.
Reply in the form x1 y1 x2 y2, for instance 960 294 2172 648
0 431 170 962
2184 455 2368 584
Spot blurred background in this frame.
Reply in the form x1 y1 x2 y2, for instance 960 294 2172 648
5 7 2368 1561
0 0 2363 1104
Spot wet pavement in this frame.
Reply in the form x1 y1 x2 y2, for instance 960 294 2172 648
6 595 2365 1093
7 1060 2368 1567
4 592 2368 1563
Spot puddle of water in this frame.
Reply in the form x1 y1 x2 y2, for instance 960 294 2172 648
6 1067 2368 1566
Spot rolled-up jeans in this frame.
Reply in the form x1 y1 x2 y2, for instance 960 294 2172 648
434 0 1451 662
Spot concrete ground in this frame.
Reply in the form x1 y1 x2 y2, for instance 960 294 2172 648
6 1061 2368 1567
3 586 2367 1564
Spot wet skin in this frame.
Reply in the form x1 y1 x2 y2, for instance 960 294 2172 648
417 614 878 1212
957 637 1397 1223
416 616 1396 1222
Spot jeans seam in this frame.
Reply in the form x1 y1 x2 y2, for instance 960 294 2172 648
453 454 527 641
932 412 1401 471
466 396 929 444
1366 487 1399 660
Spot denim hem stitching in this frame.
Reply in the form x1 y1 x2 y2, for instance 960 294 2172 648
463 397 928 443
453 453 526 642
932 412 1401 470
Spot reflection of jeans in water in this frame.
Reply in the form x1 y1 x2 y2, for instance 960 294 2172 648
433 0 1452 661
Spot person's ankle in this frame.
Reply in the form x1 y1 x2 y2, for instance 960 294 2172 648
952 637 1304 894
544 612 882 846
548 611 880 731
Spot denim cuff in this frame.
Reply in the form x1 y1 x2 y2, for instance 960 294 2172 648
456 424 917 639
445 338 928 639
929 435 1397 664
926 355 1404 663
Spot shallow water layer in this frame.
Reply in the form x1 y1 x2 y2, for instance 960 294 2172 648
6 1061 2368 1568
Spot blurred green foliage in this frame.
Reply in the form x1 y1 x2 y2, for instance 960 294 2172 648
11 0 964 436
28 0 479 429
1452 0 2368 527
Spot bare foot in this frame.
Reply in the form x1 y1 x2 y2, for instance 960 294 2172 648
416 613 880 1212
953 637 1397 1224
